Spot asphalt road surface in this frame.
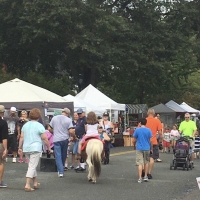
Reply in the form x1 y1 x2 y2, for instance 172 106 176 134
1 147 200 200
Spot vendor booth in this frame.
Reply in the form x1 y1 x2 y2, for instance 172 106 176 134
0 78 73 124
151 103 176 128
76 84 125 146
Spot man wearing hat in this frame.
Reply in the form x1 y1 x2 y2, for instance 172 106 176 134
49 108 74 177
74 108 87 172
4 107 19 163
0 105 8 187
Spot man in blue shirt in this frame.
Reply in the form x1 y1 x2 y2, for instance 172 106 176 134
132 118 152 183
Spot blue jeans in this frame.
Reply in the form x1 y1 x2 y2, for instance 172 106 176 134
54 139 68 174
73 140 80 154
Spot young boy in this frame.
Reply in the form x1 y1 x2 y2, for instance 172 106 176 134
194 131 200 159
132 118 152 183
163 127 171 153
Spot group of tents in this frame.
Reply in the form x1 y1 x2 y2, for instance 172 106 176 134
0 78 125 123
0 78 199 129
152 101 200 128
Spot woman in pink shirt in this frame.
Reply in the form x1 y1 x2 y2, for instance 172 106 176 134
170 124 180 149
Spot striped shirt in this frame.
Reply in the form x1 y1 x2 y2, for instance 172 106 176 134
194 137 200 150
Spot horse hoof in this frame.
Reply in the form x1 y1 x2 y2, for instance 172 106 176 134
92 180 96 184
88 179 92 182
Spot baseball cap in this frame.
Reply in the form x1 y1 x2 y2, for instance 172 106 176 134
77 108 83 114
97 116 102 120
0 105 5 113
10 107 17 112
103 112 109 116
62 108 70 114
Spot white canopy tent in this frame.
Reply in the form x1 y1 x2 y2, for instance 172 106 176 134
63 94 105 115
179 102 200 114
0 78 68 103
0 78 73 122
76 84 125 111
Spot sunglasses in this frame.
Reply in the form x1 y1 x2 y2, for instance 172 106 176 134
98 127 103 129
78 113 82 115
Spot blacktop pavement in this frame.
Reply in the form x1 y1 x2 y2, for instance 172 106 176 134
1 146 200 200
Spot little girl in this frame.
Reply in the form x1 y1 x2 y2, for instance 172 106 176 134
163 127 171 153
45 125 54 155
170 124 180 149
78 111 100 154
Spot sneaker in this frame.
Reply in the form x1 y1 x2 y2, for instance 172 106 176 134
143 176 149 182
147 174 152 179
138 179 142 183
64 167 69 171
59 174 63 178
75 166 80 169
12 158 16 163
18 158 23 163
75 167 86 173
70 165 74 169
57 172 63 178
5 158 8 163
0 182 7 188
25 158 29 163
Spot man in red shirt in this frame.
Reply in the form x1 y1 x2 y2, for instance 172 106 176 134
146 108 162 179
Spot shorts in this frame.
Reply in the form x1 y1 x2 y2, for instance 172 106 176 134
8 134 18 152
136 150 150 165
68 142 74 154
0 143 5 164
189 140 195 154
73 140 80 154
171 137 179 141
150 145 159 160
163 140 170 148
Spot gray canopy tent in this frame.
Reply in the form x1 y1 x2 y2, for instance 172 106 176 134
151 103 176 128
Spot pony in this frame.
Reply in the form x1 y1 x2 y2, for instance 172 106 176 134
83 139 104 183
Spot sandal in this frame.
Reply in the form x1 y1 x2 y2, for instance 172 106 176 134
25 188 35 192
33 183 40 189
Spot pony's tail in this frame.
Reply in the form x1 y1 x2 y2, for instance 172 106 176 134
92 146 101 178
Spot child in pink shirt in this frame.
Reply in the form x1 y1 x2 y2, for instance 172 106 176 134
78 112 100 154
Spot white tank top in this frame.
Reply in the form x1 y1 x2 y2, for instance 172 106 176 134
86 123 99 136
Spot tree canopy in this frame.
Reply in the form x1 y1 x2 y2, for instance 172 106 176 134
0 0 200 108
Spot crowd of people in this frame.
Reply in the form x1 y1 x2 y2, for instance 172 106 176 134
132 109 199 183
1 104 199 189
0 105 114 190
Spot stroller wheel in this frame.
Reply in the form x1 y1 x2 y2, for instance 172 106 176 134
186 162 189 171
170 163 173 170
174 163 177 170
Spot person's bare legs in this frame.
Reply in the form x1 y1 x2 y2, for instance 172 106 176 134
144 163 149 177
148 157 154 175
13 151 17 158
138 165 142 179
32 177 39 188
0 163 4 182
71 154 75 166
25 177 32 189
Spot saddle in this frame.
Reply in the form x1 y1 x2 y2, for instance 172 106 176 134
81 137 103 151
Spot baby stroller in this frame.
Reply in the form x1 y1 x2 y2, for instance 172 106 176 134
170 137 193 171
